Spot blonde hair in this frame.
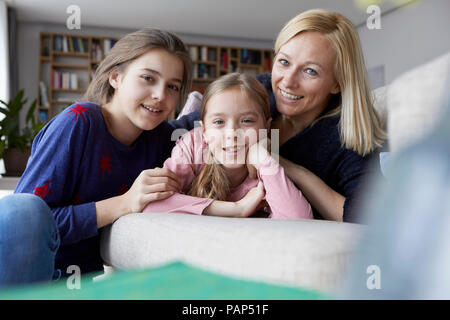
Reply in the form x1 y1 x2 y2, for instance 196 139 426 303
188 73 271 200
83 28 192 112
275 9 386 155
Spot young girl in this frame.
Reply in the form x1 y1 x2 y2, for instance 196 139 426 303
143 73 313 219
0 28 198 286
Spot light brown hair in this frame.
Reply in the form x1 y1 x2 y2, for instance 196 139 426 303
188 73 270 200
83 28 192 112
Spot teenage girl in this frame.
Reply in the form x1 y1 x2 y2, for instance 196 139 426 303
144 73 313 219
0 28 197 286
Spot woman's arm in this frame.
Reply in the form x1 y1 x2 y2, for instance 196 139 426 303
279 156 345 221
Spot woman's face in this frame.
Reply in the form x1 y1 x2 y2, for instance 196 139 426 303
271 31 340 123
202 88 269 169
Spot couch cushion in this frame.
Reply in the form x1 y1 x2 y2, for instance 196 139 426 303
372 85 388 131
387 52 450 153
100 213 364 294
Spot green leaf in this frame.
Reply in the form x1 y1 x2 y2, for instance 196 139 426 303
26 99 37 125
0 89 42 151
0 140 5 159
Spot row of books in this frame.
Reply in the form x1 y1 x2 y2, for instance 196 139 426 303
52 70 79 89
91 42 103 62
189 46 217 62
53 36 88 54
240 49 261 65
103 39 117 55
193 64 216 79
91 39 117 61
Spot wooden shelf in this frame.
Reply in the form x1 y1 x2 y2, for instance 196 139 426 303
192 78 215 82
51 100 76 105
39 33 273 123
52 63 89 70
188 44 273 87
53 51 89 57
52 88 86 93
194 60 217 65
239 63 262 68
38 32 119 122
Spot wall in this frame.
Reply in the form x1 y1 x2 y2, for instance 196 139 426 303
358 0 450 86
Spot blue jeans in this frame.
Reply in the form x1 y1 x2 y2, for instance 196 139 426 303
0 193 60 287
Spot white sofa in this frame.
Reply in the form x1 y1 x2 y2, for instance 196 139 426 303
100 52 449 295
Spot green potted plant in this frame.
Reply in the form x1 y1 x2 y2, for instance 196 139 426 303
0 89 46 176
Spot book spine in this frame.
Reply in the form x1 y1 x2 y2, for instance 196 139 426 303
39 81 49 107
71 74 78 89
62 36 69 52
78 38 84 53
72 37 79 52
201 46 208 61
189 46 198 61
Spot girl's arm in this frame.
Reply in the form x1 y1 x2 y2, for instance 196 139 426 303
143 128 265 218
279 156 345 221
248 139 313 220
144 179 264 217
95 167 180 227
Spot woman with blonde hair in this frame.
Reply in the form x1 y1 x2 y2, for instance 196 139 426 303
253 9 386 222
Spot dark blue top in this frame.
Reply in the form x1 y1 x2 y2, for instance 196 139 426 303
256 73 381 222
15 102 199 274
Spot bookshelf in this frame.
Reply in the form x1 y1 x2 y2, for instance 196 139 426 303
37 32 118 122
38 32 273 122
188 44 273 90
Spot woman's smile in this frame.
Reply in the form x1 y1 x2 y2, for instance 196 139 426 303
279 88 304 101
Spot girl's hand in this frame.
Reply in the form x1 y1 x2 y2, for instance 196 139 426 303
247 138 271 178
235 181 266 217
122 167 180 213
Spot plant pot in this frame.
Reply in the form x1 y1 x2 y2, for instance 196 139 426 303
2 148 31 177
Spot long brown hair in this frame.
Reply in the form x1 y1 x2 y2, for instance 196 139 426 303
188 73 270 201
83 28 192 112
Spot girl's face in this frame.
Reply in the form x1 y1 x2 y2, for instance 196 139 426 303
271 31 340 124
111 48 184 132
202 87 270 169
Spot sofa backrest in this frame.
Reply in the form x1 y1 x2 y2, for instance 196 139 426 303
387 52 450 154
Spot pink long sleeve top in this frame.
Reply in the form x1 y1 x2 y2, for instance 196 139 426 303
143 127 313 219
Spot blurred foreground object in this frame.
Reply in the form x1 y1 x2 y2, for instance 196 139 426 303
342 56 450 299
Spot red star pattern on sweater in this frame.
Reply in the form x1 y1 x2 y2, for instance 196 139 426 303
117 183 129 195
66 103 90 122
98 152 114 179
72 192 83 205
33 181 51 200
